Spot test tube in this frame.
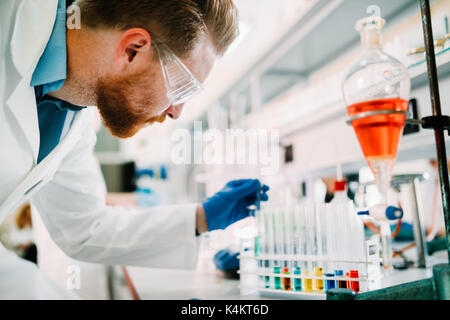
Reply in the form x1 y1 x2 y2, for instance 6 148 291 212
313 204 325 292
293 266 302 291
261 207 269 289
292 205 303 291
334 269 347 289
254 206 263 288
316 204 328 273
325 203 335 276
305 203 316 285
301 204 310 290
301 270 313 292
293 205 303 266
327 202 336 283
282 205 294 290
324 273 336 291
272 206 283 289
324 204 337 291
313 266 324 292
264 206 275 289
348 270 360 293
347 202 361 272
337 202 350 276
282 267 291 290
273 266 282 290
333 203 347 288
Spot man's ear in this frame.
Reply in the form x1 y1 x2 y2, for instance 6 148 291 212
114 28 152 70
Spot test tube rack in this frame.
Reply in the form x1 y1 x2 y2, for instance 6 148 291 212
237 201 382 300
238 238 381 299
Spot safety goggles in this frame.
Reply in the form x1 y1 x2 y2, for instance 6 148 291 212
152 39 204 109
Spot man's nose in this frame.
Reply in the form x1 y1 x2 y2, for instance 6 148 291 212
165 104 185 120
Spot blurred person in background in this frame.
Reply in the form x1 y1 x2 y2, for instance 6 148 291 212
0 204 37 264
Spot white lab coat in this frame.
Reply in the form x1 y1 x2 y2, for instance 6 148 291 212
0 0 199 299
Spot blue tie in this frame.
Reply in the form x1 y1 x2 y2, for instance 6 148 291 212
35 86 85 163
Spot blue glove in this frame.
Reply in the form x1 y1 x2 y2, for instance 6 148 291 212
213 249 240 271
202 179 269 231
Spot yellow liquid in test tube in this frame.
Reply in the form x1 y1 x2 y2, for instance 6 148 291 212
313 267 324 292
301 270 312 292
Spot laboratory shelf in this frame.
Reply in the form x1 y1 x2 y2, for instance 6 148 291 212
409 47 450 88
258 0 419 105
220 0 419 107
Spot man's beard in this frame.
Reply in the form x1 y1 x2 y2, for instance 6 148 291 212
95 71 167 138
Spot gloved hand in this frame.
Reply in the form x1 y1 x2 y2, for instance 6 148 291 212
213 249 240 271
202 179 269 231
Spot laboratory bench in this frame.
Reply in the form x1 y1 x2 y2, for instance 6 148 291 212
124 246 448 300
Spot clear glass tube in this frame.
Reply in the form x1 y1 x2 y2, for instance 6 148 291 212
325 203 336 275
284 204 295 290
305 203 317 291
316 204 327 271
254 207 263 288
343 204 355 271
295 204 308 286
272 206 283 289
292 204 302 291
291 205 301 268
336 203 349 274
263 206 275 288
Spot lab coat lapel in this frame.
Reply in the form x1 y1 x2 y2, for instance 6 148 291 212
9 0 59 78
6 79 40 161
7 0 59 162
0 110 86 225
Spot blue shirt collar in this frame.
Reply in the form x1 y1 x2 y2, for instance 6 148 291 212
31 0 85 111
31 0 67 95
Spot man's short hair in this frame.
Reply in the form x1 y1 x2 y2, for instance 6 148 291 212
76 0 239 57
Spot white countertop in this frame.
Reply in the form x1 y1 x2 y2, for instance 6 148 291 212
126 245 448 300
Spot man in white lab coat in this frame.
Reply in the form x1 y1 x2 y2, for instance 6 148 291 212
0 0 268 299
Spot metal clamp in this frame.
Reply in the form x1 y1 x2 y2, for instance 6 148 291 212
418 115 450 133
346 110 450 137
346 110 409 126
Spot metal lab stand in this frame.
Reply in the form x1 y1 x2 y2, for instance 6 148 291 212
391 174 428 268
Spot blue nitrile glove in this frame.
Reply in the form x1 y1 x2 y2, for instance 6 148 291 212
213 249 240 271
202 179 269 231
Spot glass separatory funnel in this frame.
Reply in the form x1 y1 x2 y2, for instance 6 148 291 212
342 15 411 201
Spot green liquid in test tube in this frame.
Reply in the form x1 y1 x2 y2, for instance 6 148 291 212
254 236 261 257
293 266 302 291
254 235 263 288
273 266 282 290
272 205 284 289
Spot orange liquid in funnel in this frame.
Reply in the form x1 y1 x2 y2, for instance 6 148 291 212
347 98 408 194
347 98 408 160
